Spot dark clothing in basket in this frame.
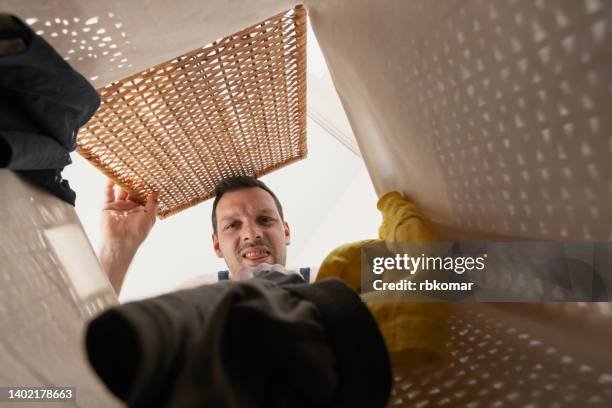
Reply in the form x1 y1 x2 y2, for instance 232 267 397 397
86 271 392 408
0 15 99 205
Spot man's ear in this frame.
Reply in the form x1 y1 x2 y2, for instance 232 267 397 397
283 221 291 246
212 233 224 258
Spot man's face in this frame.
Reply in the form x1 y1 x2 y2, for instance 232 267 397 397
212 187 290 275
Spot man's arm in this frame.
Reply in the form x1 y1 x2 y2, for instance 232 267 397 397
99 179 158 295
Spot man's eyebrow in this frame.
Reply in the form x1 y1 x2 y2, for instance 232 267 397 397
218 209 276 222
256 208 281 218
218 213 240 223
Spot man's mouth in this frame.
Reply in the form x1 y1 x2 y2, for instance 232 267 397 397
241 247 271 262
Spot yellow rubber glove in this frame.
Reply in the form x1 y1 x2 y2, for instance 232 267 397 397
317 192 451 371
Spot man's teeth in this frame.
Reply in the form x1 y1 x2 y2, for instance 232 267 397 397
244 251 269 258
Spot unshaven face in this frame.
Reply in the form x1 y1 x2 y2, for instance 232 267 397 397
212 187 290 276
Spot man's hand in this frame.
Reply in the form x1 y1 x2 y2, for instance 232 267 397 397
99 179 158 295
102 180 158 248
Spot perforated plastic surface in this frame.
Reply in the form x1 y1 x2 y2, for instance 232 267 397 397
0 172 120 408
305 0 612 405
3 0 612 406
307 0 612 242
392 303 612 407
6 0 297 88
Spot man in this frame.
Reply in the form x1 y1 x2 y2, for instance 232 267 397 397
94 175 393 407
99 175 298 295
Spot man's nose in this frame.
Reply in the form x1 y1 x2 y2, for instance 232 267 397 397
241 221 262 242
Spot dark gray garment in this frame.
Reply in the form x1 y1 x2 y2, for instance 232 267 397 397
86 274 391 408
217 267 311 282
0 15 100 204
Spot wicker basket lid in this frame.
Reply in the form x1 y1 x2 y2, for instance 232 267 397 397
77 5 307 218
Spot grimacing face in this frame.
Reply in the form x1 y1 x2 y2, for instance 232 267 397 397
212 187 290 276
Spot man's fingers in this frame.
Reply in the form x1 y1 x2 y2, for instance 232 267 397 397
118 189 129 201
144 192 159 214
105 179 115 203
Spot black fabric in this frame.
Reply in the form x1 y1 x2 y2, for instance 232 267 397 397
86 275 391 407
299 267 311 282
286 279 392 408
0 15 100 204
217 267 310 282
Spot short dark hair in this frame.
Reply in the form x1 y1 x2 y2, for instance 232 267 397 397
211 176 284 233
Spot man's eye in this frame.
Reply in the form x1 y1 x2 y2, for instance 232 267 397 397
224 222 237 230
259 216 274 224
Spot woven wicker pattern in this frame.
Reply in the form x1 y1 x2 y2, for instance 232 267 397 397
77 5 307 218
